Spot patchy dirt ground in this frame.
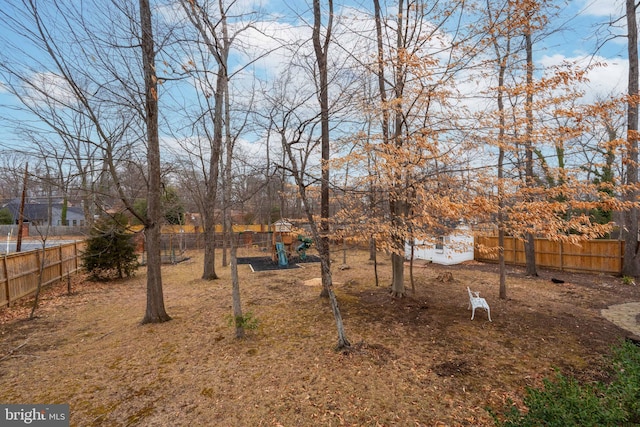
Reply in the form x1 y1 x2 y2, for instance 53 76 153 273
0 248 638 426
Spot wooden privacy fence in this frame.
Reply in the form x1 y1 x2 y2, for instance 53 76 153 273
0 242 85 308
475 236 624 275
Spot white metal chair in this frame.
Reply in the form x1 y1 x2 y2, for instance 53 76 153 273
467 287 491 321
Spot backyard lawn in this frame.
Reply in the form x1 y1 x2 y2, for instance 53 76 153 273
0 248 637 426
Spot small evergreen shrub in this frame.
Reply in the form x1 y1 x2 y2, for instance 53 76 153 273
226 311 259 331
82 214 139 280
492 340 640 427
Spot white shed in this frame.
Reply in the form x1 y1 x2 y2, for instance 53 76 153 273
273 219 293 233
405 225 474 265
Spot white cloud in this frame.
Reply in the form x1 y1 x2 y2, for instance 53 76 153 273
235 136 270 161
23 71 78 110
579 0 625 17
582 59 627 98
233 19 308 79
539 53 627 101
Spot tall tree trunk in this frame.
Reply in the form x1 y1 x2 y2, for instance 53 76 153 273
202 65 226 280
390 0 407 297
222 67 233 268
369 236 377 261
80 170 93 227
139 0 170 324
282 141 351 348
623 0 640 277
409 240 415 294
221 143 229 267
390 251 405 296
488 0 510 299
222 213 229 267
312 0 333 299
202 187 219 280
180 0 228 280
498 137 507 297
322 256 350 349
61 197 68 227
371 0 387 265
523 20 537 277
280 150 286 219
275 0 348 348
372 0 387 270
373 0 390 145
230 233 244 339
373 248 379 287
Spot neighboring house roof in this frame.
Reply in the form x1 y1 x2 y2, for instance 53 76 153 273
3 199 49 222
1 198 84 223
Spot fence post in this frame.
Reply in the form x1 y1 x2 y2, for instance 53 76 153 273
559 240 563 271
3 255 8 307
619 240 624 274
59 245 63 282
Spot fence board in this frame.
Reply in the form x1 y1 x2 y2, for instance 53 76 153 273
6 252 40 303
475 236 623 274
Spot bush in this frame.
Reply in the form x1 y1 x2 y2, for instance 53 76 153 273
82 214 139 280
226 311 259 331
492 340 640 427
0 208 12 225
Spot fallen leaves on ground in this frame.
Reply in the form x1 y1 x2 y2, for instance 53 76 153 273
0 248 636 426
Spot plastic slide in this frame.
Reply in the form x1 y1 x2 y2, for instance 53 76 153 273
275 242 288 266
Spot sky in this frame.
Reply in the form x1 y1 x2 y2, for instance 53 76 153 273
553 0 629 95
0 0 635 161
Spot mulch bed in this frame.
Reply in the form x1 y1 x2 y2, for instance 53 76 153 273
237 255 321 271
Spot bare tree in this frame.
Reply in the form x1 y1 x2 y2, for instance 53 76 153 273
622 0 640 277
312 0 349 348
0 0 171 323
484 0 514 298
139 0 170 323
258 53 350 348
178 0 262 278
312 0 334 299
180 0 227 280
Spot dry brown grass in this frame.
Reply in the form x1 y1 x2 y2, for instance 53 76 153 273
0 247 638 426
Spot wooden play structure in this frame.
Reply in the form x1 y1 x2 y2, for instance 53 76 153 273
271 219 313 266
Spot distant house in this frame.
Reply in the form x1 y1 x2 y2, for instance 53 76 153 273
1 198 86 227
405 224 475 265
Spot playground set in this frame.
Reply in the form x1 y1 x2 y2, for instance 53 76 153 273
237 220 318 272
272 231 313 267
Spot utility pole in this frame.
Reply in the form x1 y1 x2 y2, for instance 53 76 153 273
16 163 28 253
